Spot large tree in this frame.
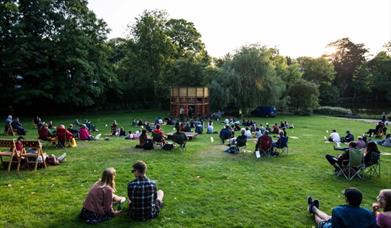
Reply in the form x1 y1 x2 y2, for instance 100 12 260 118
327 38 368 97
0 0 114 112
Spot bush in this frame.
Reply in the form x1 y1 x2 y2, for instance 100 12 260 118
314 106 353 116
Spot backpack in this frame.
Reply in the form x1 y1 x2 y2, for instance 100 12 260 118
143 139 154 150
162 143 174 150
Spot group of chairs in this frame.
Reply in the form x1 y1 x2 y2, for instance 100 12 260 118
335 149 381 181
0 139 46 172
151 132 187 151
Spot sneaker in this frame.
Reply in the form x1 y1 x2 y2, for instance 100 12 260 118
313 200 320 210
307 196 313 213
57 153 67 163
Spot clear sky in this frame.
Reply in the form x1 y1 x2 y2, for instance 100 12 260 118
88 0 391 58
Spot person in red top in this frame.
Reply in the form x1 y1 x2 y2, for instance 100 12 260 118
152 125 165 144
15 136 24 152
79 124 94 141
38 123 55 141
255 131 273 155
56 124 73 147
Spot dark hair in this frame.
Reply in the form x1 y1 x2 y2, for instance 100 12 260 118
348 142 357 148
344 188 362 207
332 129 336 132
132 161 147 174
366 141 379 153
17 136 24 141
156 125 160 129
382 190 391 212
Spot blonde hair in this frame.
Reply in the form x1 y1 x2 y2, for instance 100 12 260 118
99 167 116 192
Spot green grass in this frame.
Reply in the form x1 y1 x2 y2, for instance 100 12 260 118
0 112 390 227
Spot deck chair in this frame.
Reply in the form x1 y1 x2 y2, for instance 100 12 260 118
336 149 364 181
274 136 288 156
4 124 16 136
23 140 46 171
0 139 21 172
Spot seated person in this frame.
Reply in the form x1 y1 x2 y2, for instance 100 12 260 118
128 161 164 220
38 123 55 141
272 123 280 134
273 131 288 149
195 123 203 134
207 121 214 134
255 131 273 155
265 124 271 133
11 117 26 135
135 130 148 148
372 189 391 227
255 128 263 139
172 127 188 149
152 125 165 143
279 121 286 129
80 168 125 224
244 127 252 139
67 124 79 137
219 125 233 144
367 122 386 137
363 142 380 167
145 122 153 132
341 130 354 143
119 128 126 136
327 130 340 143
184 123 192 132
111 120 118 136
79 124 94 141
327 142 357 171
85 120 98 132
307 188 376 228
356 136 367 149
377 134 391 147
33 116 43 128
56 124 74 147
232 129 247 148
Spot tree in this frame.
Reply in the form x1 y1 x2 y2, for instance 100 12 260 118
297 57 336 104
368 43 391 104
0 0 114 112
288 79 319 113
327 38 368 97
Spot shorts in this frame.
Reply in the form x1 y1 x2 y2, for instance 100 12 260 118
318 219 332 228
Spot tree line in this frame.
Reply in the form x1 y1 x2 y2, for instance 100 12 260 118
1 1 390 114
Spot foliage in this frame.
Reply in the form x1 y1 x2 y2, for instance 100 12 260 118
0 0 115 111
313 106 353 116
288 79 319 113
368 49 391 103
0 112 390 227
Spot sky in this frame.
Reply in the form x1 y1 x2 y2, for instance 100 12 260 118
88 0 391 58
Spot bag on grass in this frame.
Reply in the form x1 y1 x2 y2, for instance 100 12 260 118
70 138 77 148
143 139 154 150
162 143 174 151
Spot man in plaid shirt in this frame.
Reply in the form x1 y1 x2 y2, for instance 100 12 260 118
128 161 164 220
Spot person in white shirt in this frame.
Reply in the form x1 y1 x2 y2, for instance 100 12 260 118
255 128 263 139
328 130 341 143
207 121 214 134
244 127 252 139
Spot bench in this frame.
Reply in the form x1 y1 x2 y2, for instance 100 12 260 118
0 139 46 171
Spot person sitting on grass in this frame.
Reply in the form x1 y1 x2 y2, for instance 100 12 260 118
341 130 354 143
56 124 74 147
111 120 119 136
244 127 252 139
38 123 55 141
327 129 340 143
356 136 367 149
307 187 376 228
135 129 148 148
219 125 233 144
328 142 357 173
79 124 95 141
376 134 391 147
272 123 280 134
184 122 192 132
80 168 126 224
67 124 79 137
372 189 391 227
367 122 387 137
255 131 273 156
128 161 164 221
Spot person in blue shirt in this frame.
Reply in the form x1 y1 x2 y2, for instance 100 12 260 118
219 125 233 144
307 187 376 228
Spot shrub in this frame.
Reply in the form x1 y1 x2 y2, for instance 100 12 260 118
314 106 353 116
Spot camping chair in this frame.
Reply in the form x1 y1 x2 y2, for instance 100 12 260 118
364 154 381 177
236 136 248 153
336 149 364 181
172 132 187 151
0 139 21 172
274 136 288 156
152 132 165 148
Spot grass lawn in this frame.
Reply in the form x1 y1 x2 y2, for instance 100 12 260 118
0 111 390 227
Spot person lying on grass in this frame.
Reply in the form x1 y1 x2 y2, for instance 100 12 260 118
80 168 126 224
128 161 164 221
373 189 391 227
376 134 391 147
307 187 376 228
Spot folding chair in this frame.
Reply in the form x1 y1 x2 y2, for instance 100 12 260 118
336 149 364 181
172 133 187 151
364 154 381 177
23 140 46 171
152 133 165 148
0 139 20 172
274 136 288 156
